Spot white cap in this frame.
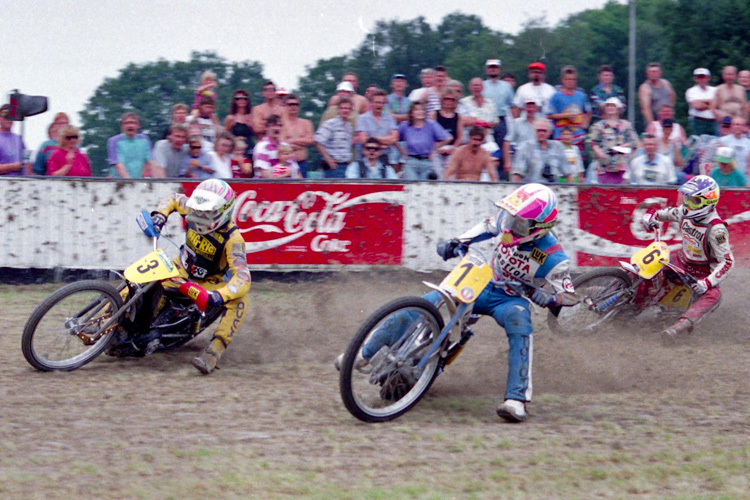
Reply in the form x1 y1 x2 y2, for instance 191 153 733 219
336 81 355 92
485 59 502 67
604 97 624 108
716 146 733 162
693 68 711 77
612 145 632 154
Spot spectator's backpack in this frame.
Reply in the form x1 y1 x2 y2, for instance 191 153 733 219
358 159 387 179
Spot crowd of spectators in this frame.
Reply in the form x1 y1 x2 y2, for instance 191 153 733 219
4 60 750 187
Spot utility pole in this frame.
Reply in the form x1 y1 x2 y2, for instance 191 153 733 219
628 0 636 124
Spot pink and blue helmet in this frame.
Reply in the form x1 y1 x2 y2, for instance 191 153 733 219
495 183 558 246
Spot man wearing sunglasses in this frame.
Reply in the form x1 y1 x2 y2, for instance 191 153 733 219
345 137 397 179
642 175 734 339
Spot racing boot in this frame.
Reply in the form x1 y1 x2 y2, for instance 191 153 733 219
192 337 226 375
661 317 693 342
496 399 528 423
334 352 370 373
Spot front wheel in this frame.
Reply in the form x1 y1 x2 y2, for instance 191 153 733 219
547 268 633 335
339 297 445 423
22 280 123 371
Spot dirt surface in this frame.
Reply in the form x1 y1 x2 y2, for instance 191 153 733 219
2 269 750 499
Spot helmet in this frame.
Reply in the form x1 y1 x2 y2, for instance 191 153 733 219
185 179 235 234
678 175 719 219
495 183 558 246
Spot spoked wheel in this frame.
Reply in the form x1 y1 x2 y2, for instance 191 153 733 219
548 268 633 335
22 280 123 371
339 297 445 423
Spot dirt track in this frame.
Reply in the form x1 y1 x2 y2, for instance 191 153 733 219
2 269 750 498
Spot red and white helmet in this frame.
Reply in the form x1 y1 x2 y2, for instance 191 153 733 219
495 183 558 246
185 179 235 235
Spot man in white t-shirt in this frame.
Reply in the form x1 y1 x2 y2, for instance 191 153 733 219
511 62 557 118
686 68 718 136
626 133 677 185
718 116 750 174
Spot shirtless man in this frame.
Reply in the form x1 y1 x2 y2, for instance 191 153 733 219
443 126 498 181
252 81 285 139
280 93 314 177
712 66 747 121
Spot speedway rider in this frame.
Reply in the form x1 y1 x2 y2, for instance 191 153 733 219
151 178 251 374
642 175 734 338
337 183 576 422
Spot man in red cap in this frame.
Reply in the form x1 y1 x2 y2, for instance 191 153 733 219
512 62 556 119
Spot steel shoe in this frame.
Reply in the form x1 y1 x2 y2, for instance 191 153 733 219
496 399 528 422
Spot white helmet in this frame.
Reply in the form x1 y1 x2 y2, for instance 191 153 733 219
678 175 719 220
185 179 235 235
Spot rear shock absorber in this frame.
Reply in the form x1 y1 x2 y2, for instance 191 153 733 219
596 292 622 312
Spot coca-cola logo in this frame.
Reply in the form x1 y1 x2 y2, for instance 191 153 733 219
233 189 403 254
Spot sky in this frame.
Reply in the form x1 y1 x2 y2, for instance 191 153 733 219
1 0 617 150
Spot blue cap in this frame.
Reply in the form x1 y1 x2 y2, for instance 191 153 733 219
391 73 407 80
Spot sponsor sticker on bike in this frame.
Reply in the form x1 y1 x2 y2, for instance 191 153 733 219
440 254 493 303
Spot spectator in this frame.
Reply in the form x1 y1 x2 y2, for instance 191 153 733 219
625 133 677 185
191 70 218 112
345 137 398 179
698 116 734 175
45 125 91 177
186 121 213 153
152 124 188 178
280 93 314 178
511 118 571 183
208 131 236 179
460 78 498 130
710 146 748 187
252 80 284 139
425 66 448 113
654 118 685 169
408 68 436 105
483 59 515 166
0 104 27 176
314 97 355 179
559 127 585 183
429 88 466 177
106 112 152 178
187 95 221 147
712 65 747 121
355 88 398 163
33 113 69 175
326 72 369 115
638 62 676 125
504 99 541 178
546 65 591 150
646 104 687 145
253 114 284 178
443 126 498 181
268 143 302 179
396 101 453 180
319 81 360 127
161 103 189 139
512 62 557 118
448 79 470 118
686 68 718 136
223 90 254 155
718 116 750 174
586 97 639 184
363 84 378 112
739 70 750 103
386 74 410 123
501 72 517 89
590 64 627 124
230 138 253 178
179 135 215 179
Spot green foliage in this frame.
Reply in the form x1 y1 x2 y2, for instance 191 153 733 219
80 51 265 175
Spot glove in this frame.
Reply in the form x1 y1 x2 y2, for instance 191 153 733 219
530 288 558 308
207 291 224 308
689 278 709 296
641 212 659 231
436 239 464 261
151 212 167 233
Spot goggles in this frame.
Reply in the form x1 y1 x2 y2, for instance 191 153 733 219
500 211 532 238
683 194 706 210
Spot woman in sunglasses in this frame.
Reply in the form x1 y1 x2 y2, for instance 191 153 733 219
224 89 254 155
46 125 91 176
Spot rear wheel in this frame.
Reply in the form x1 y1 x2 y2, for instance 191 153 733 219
339 297 445 423
548 268 633 335
22 280 123 371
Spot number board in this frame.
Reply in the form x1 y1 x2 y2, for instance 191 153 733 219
630 241 670 279
439 254 493 304
124 249 180 283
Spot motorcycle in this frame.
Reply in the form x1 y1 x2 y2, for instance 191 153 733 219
338 248 579 423
21 212 225 371
548 226 699 335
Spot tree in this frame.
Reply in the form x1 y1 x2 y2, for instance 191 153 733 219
80 51 265 176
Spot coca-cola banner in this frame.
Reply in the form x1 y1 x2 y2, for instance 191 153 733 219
183 182 405 266
576 187 750 267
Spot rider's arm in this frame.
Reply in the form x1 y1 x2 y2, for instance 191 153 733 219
541 259 576 295
456 215 502 244
216 230 252 302
151 193 189 220
652 206 684 223
705 225 734 288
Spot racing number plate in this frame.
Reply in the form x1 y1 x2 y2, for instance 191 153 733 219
439 254 493 304
659 284 692 311
631 241 670 279
124 249 180 283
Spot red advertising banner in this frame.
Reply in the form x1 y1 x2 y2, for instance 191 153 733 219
183 182 404 265
577 187 750 267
